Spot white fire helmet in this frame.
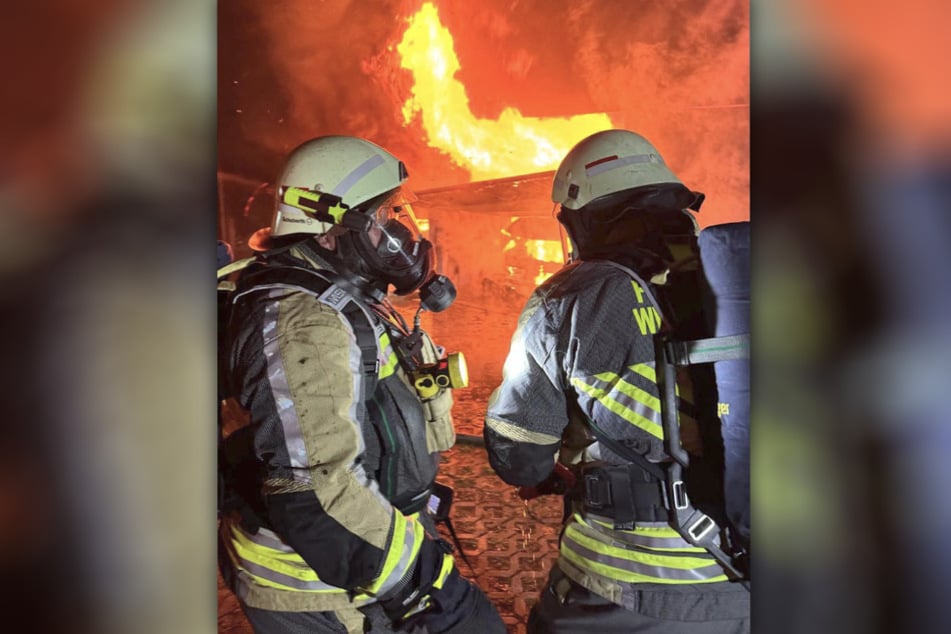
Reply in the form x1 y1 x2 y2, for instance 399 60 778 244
552 129 684 210
249 135 411 250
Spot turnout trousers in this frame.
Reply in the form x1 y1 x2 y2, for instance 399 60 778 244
528 565 750 634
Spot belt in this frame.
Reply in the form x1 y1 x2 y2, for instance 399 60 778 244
580 463 668 529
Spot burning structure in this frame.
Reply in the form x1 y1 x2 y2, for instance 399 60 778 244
219 0 749 295
218 2 749 630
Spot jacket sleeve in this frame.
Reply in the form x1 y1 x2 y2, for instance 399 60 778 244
253 291 425 595
560 266 676 463
485 264 681 481
484 293 566 486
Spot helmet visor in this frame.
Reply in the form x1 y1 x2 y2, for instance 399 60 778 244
363 188 428 270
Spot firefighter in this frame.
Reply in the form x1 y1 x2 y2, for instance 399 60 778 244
483 129 750 633
219 135 505 634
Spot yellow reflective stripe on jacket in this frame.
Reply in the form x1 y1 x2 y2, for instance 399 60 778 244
432 553 455 590
630 363 696 419
400 553 456 621
630 363 690 403
560 518 728 584
587 518 708 553
230 523 369 595
364 512 425 596
630 362 659 384
379 332 399 379
571 375 664 440
228 513 423 597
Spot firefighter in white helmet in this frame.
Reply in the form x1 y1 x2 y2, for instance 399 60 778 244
218 136 504 634
484 129 750 633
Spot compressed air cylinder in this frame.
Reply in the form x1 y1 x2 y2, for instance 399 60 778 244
699 222 750 548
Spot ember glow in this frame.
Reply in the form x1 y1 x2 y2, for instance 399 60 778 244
525 239 563 264
397 2 615 181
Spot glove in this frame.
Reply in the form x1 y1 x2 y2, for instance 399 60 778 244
517 462 576 500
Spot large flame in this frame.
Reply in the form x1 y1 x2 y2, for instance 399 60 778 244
398 3 614 181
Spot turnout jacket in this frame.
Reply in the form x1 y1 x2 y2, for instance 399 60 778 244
220 245 456 613
484 258 733 609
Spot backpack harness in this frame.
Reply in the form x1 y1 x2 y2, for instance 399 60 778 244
579 260 750 585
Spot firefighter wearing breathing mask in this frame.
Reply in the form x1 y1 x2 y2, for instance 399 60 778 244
218 135 504 634
484 130 750 633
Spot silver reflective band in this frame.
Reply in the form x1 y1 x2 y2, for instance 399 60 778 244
583 520 699 551
252 527 297 554
374 517 422 596
264 296 311 482
562 537 723 582
238 555 337 592
585 153 657 177
582 375 663 426
332 154 386 197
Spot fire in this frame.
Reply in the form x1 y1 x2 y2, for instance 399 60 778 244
534 265 552 287
397 2 614 181
524 239 562 264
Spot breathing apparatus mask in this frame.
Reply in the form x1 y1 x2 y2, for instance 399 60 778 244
279 185 456 312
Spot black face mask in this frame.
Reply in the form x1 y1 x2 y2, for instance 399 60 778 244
316 187 458 311
350 220 436 295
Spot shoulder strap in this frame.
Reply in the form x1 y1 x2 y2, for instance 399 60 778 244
594 259 750 362
230 265 380 398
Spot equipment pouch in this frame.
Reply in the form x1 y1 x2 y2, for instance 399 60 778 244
421 388 455 452
416 331 457 452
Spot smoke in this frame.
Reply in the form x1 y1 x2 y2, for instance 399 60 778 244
221 0 470 189
564 0 750 226
221 0 749 225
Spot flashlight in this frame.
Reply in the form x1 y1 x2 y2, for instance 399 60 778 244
280 186 371 231
412 352 468 399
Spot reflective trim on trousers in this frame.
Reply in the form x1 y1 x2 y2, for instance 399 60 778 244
252 527 297 554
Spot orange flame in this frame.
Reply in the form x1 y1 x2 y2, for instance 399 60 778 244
535 265 552 287
398 3 614 181
524 239 563 264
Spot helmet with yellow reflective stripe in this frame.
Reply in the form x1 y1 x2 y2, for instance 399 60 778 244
249 135 410 250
